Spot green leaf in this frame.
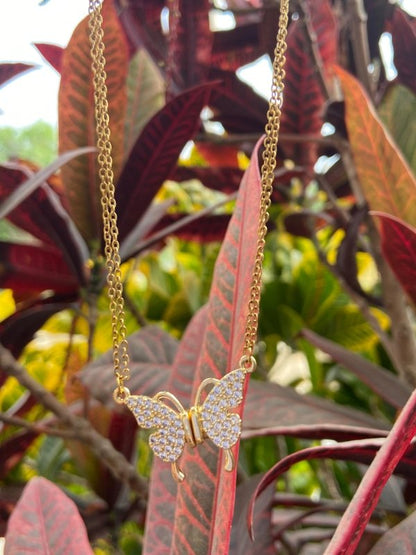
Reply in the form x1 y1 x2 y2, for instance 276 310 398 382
379 84 416 175
124 49 165 155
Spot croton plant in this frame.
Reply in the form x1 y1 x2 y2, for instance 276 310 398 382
1 0 416 553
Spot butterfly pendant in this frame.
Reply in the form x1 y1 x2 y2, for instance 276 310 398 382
124 361 254 482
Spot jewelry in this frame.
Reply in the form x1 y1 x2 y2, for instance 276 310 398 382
88 0 289 482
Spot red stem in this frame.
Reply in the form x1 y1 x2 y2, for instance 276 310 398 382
325 389 416 553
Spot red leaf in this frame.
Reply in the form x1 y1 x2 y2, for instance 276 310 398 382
243 379 388 441
0 243 80 294
116 83 218 241
0 63 34 88
301 328 411 409
59 0 129 242
81 326 178 405
388 7 416 95
373 211 416 306
230 475 275 554
115 0 165 62
211 23 262 73
154 213 231 243
248 436 416 537
167 0 213 91
209 67 269 133
170 139 263 553
368 510 416 554
0 158 90 286
5 476 93 554
335 66 416 226
143 306 208 553
195 142 240 168
0 299 71 358
0 431 37 479
326 386 416 553
280 0 337 175
34 43 64 73
173 166 244 194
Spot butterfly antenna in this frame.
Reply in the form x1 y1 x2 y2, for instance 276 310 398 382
172 462 185 482
224 449 235 472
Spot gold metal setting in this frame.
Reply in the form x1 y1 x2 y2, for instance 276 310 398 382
88 0 289 482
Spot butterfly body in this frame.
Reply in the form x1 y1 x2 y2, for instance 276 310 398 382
125 366 251 481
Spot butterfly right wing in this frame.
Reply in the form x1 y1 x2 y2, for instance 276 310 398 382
126 395 186 464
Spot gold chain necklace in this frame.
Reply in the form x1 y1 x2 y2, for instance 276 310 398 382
88 0 289 483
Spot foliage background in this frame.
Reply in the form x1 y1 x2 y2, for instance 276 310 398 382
1 0 416 554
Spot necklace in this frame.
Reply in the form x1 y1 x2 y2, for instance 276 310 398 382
88 0 289 483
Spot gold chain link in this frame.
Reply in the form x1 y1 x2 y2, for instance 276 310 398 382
88 0 289 392
89 0 130 403
242 0 289 361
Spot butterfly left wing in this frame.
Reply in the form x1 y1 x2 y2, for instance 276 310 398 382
126 395 186 478
199 368 246 461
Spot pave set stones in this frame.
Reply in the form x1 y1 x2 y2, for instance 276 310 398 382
201 369 246 449
126 396 185 463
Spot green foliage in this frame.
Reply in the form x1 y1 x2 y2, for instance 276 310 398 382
0 121 57 166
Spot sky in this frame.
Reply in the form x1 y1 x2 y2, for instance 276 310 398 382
0 0 87 127
0 0 415 129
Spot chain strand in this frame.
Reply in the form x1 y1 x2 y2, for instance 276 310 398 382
88 0 289 388
89 0 130 402
242 0 289 361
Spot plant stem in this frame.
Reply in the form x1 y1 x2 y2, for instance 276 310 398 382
348 0 375 99
0 413 79 440
0 344 147 499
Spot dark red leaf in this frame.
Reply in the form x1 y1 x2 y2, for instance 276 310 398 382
373 212 416 306
195 142 240 168
0 159 90 286
368 510 416 554
0 431 37 479
143 306 208 553
5 477 93 554
154 213 230 243
230 475 275 554
116 83 218 241
101 411 138 507
115 0 165 62
209 67 269 133
0 243 80 294
301 328 412 409
387 7 416 95
284 210 336 238
280 0 337 175
243 379 388 441
173 166 244 194
171 139 263 553
34 43 64 73
244 384 388 439
167 0 212 92
0 63 35 88
211 23 262 72
249 437 416 537
0 298 71 359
